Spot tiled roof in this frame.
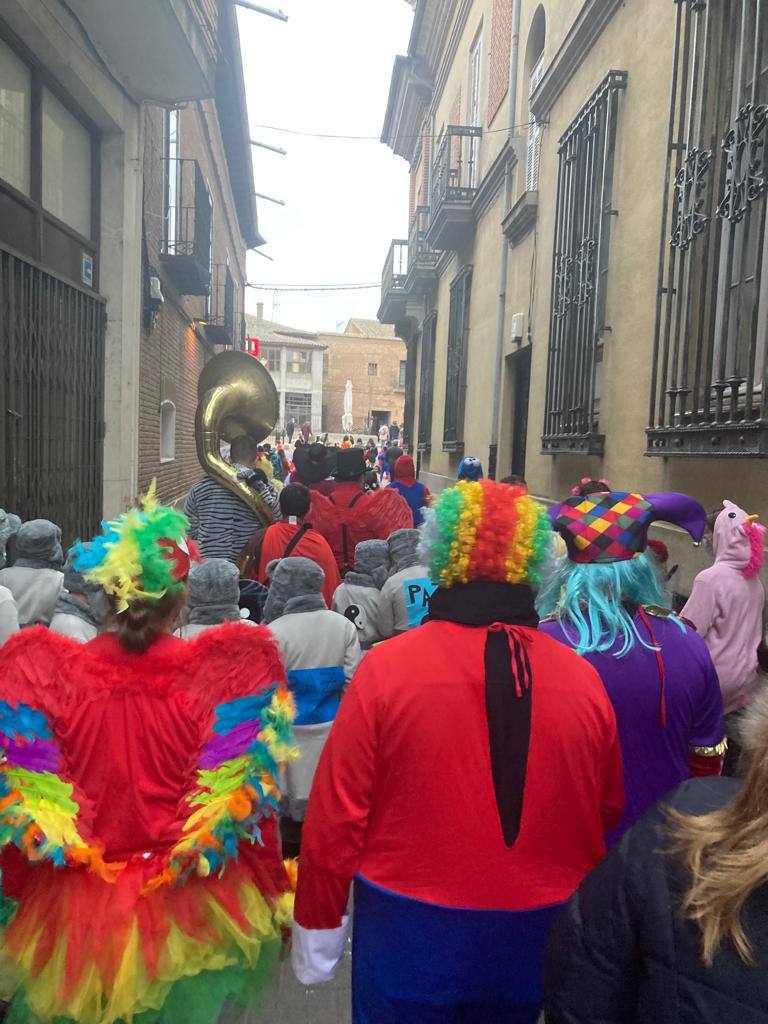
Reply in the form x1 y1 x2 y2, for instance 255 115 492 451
343 318 398 339
245 314 327 350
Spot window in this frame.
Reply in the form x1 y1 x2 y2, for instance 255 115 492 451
285 392 312 423
368 362 379 376
42 89 91 237
524 6 546 192
468 28 484 187
160 402 176 462
0 33 98 278
262 346 281 373
443 267 473 450
542 71 626 456
0 37 31 195
648 0 768 456
525 54 545 191
398 360 407 389
288 349 311 374
418 312 437 450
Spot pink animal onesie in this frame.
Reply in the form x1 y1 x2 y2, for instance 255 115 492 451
682 500 766 714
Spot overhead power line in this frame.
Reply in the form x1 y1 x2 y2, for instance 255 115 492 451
250 119 536 142
246 282 380 292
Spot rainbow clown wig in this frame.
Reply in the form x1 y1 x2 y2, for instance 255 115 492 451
419 480 552 589
72 481 198 613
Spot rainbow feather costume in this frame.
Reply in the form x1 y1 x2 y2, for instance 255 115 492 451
0 617 296 1023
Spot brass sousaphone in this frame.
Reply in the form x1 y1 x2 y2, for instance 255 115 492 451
195 349 280 526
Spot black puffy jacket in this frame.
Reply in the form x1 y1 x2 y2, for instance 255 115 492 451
545 777 768 1022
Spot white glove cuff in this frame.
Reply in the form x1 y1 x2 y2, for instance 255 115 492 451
291 916 350 985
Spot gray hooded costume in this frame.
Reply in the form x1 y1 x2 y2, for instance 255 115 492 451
0 520 64 626
0 586 19 646
378 528 436 638
266 557 361 821
331 540 389 647
175 559 256 640
0 510 21 570
49 547 106 643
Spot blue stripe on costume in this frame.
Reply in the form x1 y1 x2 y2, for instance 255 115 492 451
287 666 345 725
351 876 562 1024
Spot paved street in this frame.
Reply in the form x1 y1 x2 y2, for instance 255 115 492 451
258 937 352 1024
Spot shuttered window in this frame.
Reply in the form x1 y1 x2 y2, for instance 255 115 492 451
525 53 545 192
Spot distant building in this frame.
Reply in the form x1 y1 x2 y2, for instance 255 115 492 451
246 308 326 436
319 320 407 437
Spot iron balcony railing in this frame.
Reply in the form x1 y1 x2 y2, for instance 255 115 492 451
161 157 212 295
381 238 408 305
203 264 240 345
407 205 440 278
431 126 483 209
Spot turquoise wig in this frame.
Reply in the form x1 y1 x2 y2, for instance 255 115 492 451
536 549 684 656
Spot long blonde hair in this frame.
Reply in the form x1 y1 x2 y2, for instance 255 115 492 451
668 691 768 965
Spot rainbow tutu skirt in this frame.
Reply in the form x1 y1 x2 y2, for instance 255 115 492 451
0 855 291 1024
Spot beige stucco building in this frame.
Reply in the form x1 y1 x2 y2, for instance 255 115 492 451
379 0 767 589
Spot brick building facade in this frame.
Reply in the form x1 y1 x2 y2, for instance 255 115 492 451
138 4 260 504
320 320 407 437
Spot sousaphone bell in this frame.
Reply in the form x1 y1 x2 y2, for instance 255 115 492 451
195 349 279 526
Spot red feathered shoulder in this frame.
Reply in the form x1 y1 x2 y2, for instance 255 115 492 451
0 627 81 717
185 621 286 712
364 487 414 536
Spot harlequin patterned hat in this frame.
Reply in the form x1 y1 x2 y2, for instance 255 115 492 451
549 490 706 564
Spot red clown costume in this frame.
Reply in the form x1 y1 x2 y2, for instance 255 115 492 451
308 448 412 573
0 486 296 1024
292 480 624 1023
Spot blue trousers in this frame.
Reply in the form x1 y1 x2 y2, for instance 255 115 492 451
351 876 561 1024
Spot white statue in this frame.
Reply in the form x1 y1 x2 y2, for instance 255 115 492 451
342 379 354 433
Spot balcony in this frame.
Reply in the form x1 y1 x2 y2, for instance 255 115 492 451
160 159 212 297
199 264 241 346
64 0 217 102
405 206 440 295
425 126 482 251
378 239 409 325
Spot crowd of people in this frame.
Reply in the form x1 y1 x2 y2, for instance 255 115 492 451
0 439 767 1023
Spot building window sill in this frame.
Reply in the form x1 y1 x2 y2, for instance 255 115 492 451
502 190 538 247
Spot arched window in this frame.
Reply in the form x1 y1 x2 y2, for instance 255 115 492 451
524 6 546 192
160 401 176 462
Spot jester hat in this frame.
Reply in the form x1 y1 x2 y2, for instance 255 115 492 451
420 479 552 588
548 490 706 564
72 482 198 612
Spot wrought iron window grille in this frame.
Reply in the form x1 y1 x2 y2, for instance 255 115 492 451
0 246 105 544
541 70 626 456
443 267 473 453
648 0 768 457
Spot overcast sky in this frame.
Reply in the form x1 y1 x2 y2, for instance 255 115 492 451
238 0 413 332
